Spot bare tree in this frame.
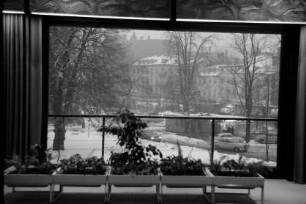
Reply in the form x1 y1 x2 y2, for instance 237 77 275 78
49 27 130 150
164 32 215 137
259 51 280 161
165 31 215 115
164 74 179 111
227 34 279 142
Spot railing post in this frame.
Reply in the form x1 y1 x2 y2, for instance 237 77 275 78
210 119 215 166
102 117 105 161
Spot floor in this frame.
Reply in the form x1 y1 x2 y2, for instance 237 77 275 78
4 179 306 204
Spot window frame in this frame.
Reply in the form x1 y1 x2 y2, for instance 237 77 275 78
41 15 301 179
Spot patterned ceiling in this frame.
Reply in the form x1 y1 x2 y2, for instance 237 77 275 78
3 0 306 22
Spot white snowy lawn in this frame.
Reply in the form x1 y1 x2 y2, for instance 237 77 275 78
47 124 276 167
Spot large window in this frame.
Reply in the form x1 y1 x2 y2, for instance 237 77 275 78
48 27 280 167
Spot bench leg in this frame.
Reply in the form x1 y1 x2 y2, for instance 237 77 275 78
261 186 264 204
52 185 63 202
156 184 162 203
106 184 111 203
49 185 53 203
203 186 207 194
104 184 109 204
211 186 215 204
202 186 214 204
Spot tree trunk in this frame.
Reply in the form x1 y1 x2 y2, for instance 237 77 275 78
245 120 251 143
265 121 270 161
52 76 66 150
53 118 66 150
265 77 270 161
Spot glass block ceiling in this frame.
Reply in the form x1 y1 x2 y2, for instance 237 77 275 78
3 0 306 23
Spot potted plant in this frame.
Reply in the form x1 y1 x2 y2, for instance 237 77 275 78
4 144 57 185
4 144 57 203
160 156 211 186
52 154 109 202
204 155 265 204
205 155 265 185
99 109 163 202
53 154 108 186
159 142 212 203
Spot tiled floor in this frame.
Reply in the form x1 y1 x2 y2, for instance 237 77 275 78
4 179 306 204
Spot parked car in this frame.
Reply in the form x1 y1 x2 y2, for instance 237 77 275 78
141 130 162 142
255 134 277 144
214 136 250 152
146 135 162 142
215 132 236 139
215 132 244 141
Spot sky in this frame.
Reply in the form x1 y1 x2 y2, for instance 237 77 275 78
126 30 239 57
125 30 280 58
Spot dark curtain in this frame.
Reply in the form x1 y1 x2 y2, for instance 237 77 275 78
294 26 306 184
277 26 300 183
3 14 42 159
1 3 4 204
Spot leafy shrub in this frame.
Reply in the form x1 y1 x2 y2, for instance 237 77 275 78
100 109 163 175
58 154 107 175
5 144 57 174
210 155 267 177
160 142 205 175
161 156 205 175
109 152 160 175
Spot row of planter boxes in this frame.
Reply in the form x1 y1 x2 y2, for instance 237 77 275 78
4 168 264 204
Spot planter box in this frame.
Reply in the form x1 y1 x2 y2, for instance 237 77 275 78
204 168 265 204
204 168 264 187
51 171 109 203
159 170 213 204
4 174 53 187
161 172 213 187
4 174 54 203
52 166 109 186
107 173 162 203
108 174 160 186
52 174 107 186
160 168 213 187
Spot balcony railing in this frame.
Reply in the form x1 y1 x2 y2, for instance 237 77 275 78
48 114 278 166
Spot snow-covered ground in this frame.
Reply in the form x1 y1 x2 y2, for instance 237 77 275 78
47 124 276 167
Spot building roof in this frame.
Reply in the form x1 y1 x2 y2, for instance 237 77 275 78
133 55 178 66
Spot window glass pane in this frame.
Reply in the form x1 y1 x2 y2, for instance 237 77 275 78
48 27 280 167
47 117 103 161
30 0 171 19
177 0 306 23
214 120 277 166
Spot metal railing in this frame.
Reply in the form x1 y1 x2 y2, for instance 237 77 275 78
48 114 278 165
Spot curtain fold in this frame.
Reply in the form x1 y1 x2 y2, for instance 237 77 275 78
3 14 42 159
1 7 4 204
295 26 306 184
